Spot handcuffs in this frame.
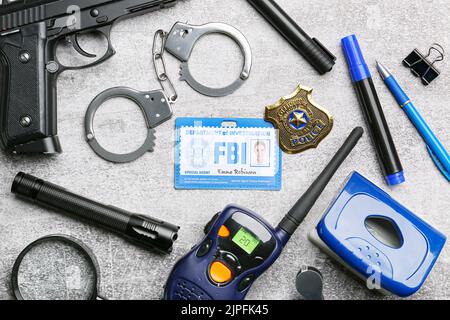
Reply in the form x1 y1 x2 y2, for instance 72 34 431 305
85 22 252 163
85 88 172 164
165 22 253 97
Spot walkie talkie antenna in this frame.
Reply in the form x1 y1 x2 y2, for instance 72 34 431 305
278 127 364 235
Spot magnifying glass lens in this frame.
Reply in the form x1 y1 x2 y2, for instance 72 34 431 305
16 239 97 300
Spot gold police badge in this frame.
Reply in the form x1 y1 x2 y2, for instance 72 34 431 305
265 85 333 154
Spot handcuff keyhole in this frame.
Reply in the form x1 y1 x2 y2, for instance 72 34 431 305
181 29 189 38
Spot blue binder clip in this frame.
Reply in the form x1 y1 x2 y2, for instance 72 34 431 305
309 172 446 297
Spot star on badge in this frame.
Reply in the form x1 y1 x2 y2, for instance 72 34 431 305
289 111 309 130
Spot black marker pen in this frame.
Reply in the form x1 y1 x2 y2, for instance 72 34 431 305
342 35 405 186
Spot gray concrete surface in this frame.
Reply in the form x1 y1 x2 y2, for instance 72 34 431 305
1 0 449 300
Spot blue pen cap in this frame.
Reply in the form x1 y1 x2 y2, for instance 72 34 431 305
386 171 406 186
342 35 372 82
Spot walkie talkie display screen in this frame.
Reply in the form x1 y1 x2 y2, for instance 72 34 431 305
232 227 261 255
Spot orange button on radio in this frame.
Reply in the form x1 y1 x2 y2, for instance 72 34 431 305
210 261 233 284
218 226 230 238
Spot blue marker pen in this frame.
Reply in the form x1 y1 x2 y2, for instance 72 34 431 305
342 35 405 186
377 62 450 181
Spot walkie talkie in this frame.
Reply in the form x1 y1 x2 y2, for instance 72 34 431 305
164 128 364 300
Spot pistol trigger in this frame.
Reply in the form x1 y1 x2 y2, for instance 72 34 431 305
69 34 97 58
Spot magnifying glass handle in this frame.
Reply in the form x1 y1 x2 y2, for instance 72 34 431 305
12 172 180 254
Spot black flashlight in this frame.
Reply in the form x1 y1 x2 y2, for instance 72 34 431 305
11 172 180 254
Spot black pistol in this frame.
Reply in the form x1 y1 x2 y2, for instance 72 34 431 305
0 0 178 154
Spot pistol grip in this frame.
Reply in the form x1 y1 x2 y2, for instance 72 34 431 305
0 22 61 154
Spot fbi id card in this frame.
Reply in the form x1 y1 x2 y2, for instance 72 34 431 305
175 118 282 190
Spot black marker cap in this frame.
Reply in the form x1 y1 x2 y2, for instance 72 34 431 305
247 0 336 74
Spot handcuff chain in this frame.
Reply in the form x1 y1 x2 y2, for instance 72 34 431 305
152 30 178 104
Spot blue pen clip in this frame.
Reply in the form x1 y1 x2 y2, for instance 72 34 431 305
427 145 450 182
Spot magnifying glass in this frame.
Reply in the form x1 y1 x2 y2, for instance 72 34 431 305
11 235 106 300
